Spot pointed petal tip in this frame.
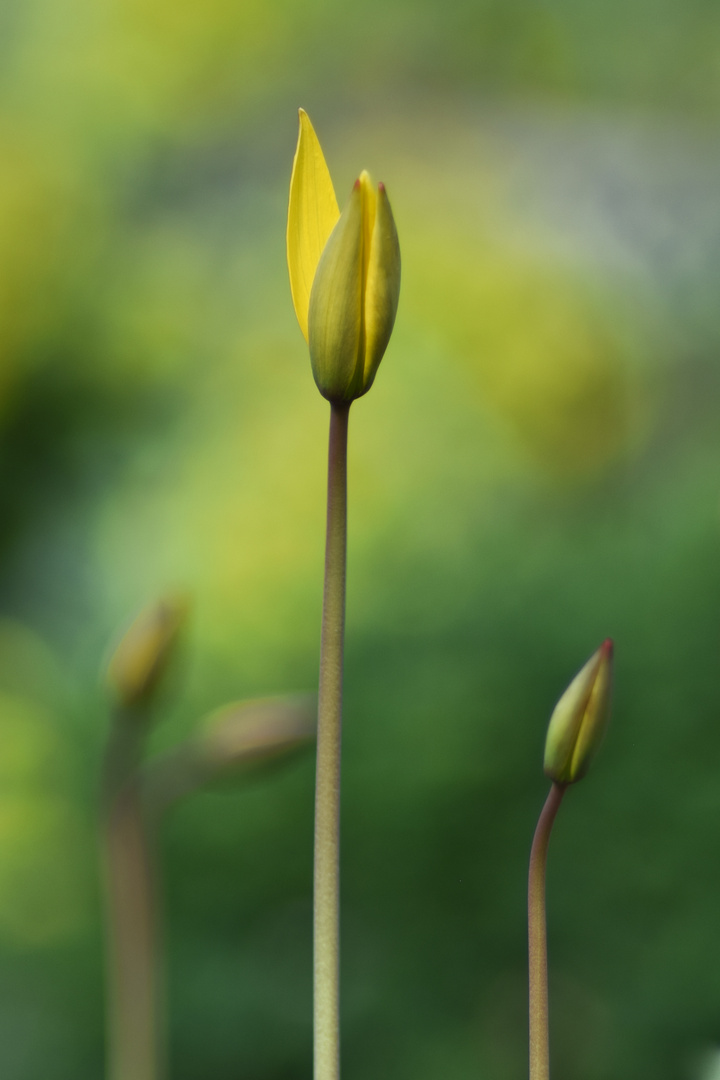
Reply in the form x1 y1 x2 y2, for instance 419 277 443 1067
378 181 386 192
297 108 316 139
600 638 614 658
287 108 339 341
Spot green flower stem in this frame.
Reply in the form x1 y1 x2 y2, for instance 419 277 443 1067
528 781 566 1080
102 713 163 1080
314 400 350 1080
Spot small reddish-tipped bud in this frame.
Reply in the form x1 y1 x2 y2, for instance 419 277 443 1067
543 639 613 784
106 594 189 709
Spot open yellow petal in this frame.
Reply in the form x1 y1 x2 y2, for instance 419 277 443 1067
286 109 340 341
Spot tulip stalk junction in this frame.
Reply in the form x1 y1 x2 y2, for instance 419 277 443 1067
527 780 566 1080
314 397 349 1080
102 596 188 1080
102 711 163 1080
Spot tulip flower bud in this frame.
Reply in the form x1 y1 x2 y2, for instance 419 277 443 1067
543 639 613 784
143 696 317 811
287 110 401 403
198 695 316 776
308 172 400 402
106 594 189 709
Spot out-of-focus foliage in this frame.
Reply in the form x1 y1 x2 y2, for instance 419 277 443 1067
0 0 720 1078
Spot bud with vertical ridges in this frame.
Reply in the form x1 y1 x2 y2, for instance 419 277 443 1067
287 110 400 403
543 639 613 784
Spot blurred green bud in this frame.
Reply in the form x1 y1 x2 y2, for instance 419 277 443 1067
106 594 189 709
308 173 401 402
543 639 613 784
287 110 401 403
144 696 317 811
198 695 316 777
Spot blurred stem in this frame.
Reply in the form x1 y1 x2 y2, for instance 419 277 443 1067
314 400 350 1080
102 712 163 1080
528 781 566 1080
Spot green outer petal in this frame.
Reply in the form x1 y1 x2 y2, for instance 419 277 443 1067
543 640 613 784
287 109 339 342
362 182 401 394
308 181 364 402
357 170 377 291
569 645 612 780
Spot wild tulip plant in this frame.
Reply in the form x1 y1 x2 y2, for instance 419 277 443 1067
287 109 401 1080
287 110 618 1080
102 597 315 1080
94 114 619 1080
102 594 189 1080
528 639 614 1080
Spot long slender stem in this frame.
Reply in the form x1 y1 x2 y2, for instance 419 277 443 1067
102 716 163 1080
528 781 566 1080
314 400 350 1080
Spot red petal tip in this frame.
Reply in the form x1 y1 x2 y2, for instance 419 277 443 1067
600 638 614 657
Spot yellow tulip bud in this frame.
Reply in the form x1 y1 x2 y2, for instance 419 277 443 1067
543 639 613 784
287 110 401 402
106 594 189 709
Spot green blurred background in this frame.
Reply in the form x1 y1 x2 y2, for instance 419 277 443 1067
2 0 720 1077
